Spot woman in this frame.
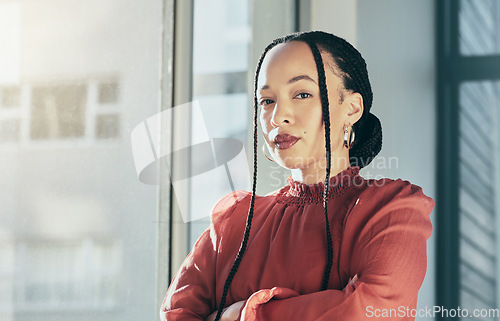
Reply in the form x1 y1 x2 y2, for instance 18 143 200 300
160 31 434 321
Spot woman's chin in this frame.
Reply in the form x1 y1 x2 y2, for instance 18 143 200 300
274 155 316 170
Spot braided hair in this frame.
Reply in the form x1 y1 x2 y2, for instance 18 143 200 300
213 31 382 321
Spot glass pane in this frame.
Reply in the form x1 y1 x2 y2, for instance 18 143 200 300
459 0 500 56
30 84 87 140
458 80 500 314
0 1 162 320
98 82 119 104
187 0 252 248
96 114 120 139
1 87 21 108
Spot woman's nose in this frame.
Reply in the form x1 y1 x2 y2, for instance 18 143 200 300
271 100 293 127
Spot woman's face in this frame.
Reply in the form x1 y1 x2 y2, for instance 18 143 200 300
257 40 361 172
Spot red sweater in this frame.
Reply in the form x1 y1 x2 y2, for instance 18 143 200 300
160 166 435 320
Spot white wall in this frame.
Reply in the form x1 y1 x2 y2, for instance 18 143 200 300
311 1 437 319
357 1 436 318
310 0 358 46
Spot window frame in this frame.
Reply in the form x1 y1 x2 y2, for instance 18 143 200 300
155 0 176 314
436 0 500 317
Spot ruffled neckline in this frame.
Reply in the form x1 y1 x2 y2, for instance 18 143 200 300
276 166 362 205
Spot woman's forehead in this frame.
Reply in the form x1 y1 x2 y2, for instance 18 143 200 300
258 42 317 84
258 41 337 88
263 41 315 70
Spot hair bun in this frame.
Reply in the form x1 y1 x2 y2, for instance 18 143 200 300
349 112 382 169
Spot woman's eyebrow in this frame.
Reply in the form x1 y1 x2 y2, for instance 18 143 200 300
288 74 317 85
260 74 317 91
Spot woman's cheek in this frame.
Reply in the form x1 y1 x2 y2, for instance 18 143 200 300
259 110 272 134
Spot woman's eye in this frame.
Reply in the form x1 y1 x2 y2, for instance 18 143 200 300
259 99 274 106
295 93 311 99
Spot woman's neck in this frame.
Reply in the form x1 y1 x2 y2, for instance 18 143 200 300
290 154 351 185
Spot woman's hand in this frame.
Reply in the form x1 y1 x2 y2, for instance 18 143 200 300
207 300 245 321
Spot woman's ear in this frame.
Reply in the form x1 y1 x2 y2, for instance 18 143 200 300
346 92 364 124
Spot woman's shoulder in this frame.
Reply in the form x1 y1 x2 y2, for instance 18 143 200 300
346 176 435 226
209 187 284 227
210 190 251 219
361 176 434 205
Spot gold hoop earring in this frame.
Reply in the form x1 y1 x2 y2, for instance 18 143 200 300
262 144 275 162
343 124 355 149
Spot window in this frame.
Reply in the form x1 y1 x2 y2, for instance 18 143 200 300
168 0 300 279
437 0 500 317
459 0 500 56
0 80 122 144
187 0 253 250
98 82 119 104
458 80 499 312
0 1 163 321
31 84 87 140
0 86 22 142
96 114 120 139
1 87 21 108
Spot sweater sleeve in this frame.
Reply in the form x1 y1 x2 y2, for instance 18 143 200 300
159 190 247 321
240 179 434 321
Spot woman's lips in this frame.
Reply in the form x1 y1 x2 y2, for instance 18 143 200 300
275 139 299 149
273 134 300 150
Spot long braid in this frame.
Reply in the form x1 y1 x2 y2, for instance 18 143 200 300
213 40 283 321
305 40 334 291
